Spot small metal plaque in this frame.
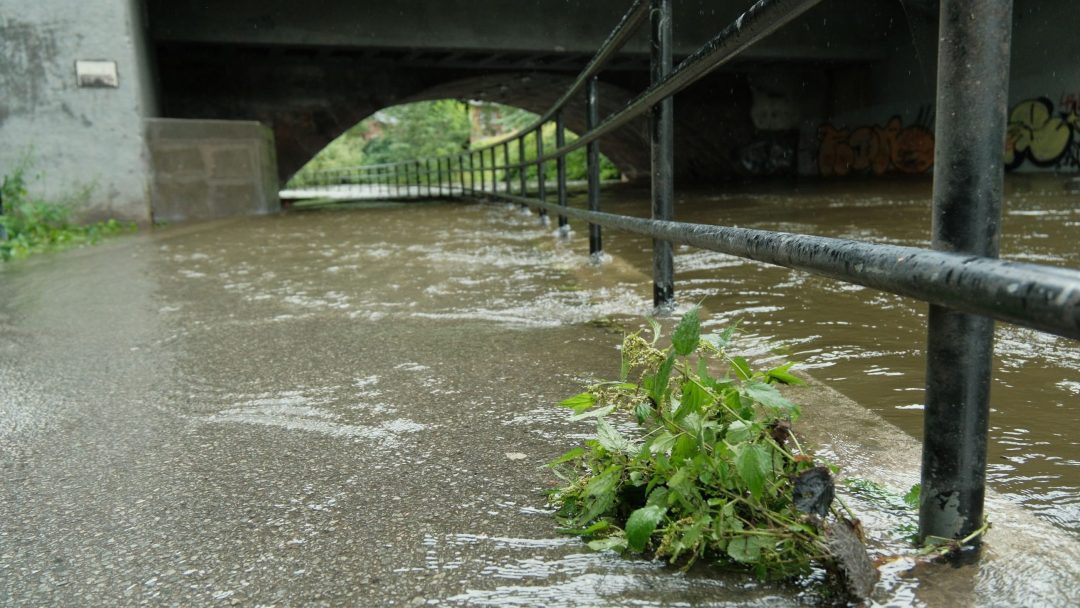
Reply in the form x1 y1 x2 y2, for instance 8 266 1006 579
75 60 119 88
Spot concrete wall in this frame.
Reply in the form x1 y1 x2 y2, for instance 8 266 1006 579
805 0 1080 178
0 0 158 223
147 118 280 224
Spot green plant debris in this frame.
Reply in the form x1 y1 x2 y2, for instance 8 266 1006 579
548 307 876 591
1 163 134 261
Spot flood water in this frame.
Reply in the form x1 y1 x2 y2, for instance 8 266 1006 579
1 176 1077 605
567 176 1080 535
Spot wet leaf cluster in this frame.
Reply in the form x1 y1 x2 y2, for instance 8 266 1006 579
548 308 858 581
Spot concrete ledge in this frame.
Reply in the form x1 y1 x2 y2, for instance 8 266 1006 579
147 118 280 223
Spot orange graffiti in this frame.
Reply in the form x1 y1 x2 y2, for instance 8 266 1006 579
817 116 934 177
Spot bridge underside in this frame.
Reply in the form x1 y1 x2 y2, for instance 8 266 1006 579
157 45 824 184
150 0 924 185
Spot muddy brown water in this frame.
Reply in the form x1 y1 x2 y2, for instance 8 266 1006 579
569 177 1079 535
1 176 1077 606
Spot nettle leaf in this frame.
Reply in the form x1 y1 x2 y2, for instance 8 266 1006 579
625 505 667 552
701 325 737 351
730 356 753 382
546 447 585 467
745 382 799 419
765 362 804 385
650 352 677 405
904 483 921 510
677 381 712 420
725 420 754 444
588 536 629 552
560 392 595 413
569 403 616 421
597 418 632 453
648 430 677 455
672 307 701 356
726 535 774 564
734 443 772 502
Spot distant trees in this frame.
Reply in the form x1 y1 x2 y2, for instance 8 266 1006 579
288 100 620 187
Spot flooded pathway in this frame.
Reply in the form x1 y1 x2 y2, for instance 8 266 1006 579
0 186 1076 605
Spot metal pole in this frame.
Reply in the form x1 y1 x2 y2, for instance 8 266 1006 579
536 127 548 220
556 110 569 232
393 165 400 198
426 158 433 197
586 76 602 255
650 0 674 309
437 158 444 197
919 0 1013 544
457 155 464 195
489 147 497 195
518 137 527 204
503 142 512 196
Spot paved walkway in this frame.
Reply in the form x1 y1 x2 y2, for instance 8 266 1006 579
1 201 1076 606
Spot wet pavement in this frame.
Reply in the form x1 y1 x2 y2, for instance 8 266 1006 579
1 200 1077 606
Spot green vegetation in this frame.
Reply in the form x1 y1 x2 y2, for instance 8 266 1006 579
1 163 133 261
547 308 870 585
288 100 620 187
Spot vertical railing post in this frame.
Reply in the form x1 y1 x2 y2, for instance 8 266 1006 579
919 0 1013 544
650 0 674 309
489 147 497 196
586 76 602 256
457 155 464 195
468 153 475 194
480 150 488 198
536 127 548 221
555 110 569 233
503 142 512 197
426 158 433 197
518 137 527 203
436 158 443 197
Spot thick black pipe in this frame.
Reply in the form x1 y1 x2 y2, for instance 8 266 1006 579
919 0 1014 543
536 0 822 164
535 128 547 220
467 0 649 155
650 0 674 309
555 110 569 230
586 77 602 255
485 191 1080 340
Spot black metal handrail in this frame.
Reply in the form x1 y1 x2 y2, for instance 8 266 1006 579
296 0 1073 545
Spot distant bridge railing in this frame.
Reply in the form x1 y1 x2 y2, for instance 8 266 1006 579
296 0 1079 544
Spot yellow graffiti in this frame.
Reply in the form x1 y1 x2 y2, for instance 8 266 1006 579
1005 98 1076 169
818 116 934 177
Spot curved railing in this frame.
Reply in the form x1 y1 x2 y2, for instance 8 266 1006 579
296 0 1079 544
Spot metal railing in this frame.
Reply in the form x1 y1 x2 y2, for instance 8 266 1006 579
298 0 1078 544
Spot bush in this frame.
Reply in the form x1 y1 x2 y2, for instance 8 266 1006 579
1 162 133 261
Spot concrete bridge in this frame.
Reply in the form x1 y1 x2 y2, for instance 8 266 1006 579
1 0 1078 224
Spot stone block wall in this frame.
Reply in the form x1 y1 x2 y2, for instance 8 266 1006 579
147 118 280 223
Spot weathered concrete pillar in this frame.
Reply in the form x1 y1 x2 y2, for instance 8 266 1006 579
0 0 158 224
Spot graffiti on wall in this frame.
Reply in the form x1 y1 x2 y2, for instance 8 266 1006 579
817 111 935 177
1005 96 1080 170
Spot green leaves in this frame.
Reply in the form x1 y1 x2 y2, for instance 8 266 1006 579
726 535 774 564
560 391 595 413
549 308 847 583
672 307 701 356
734 443 772 502
744 382 800 419
626 505 667 552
